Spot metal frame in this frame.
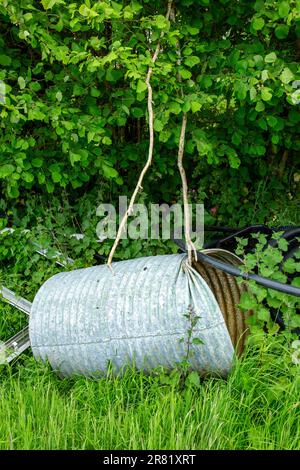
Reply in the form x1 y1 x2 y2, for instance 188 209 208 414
0 230 75 364
0 290 31 364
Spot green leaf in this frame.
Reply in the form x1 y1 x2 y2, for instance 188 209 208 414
184 56 200 68
253 54 264 66
185 371 200 388
154 119 164 131
201 76 212 88
22 172 34 183
62 121 73 131
30 82 42 92
252 144 266 156
46 181 54 193
266 116 277 127
41 0 64 9
258 118 267 130
69 152 81 166
123 6 134 20
102 136 112 145
121 105 130 116
136 79 147 94
131 1 143 13
102 163 118 178
291 89 300 105
28 108 46 120
231 131 242 145
103 51 118 64
265 52 277 63
280 67 294 84
248 282 267 302
261 70 268 82
275 24 289 39
250 87 257 100
239 292 258 310
186 26 199 35
78 4 98 17
278 238 289 251
182 100 191 112
38 173 45 184
56 91 62 102
155 15 170 30
168 101 181 114
51 171 61 183
131 107 144 118
0 164 15 178
278 1 289 18
252 17 265 31
192 337 203 345
257 307 270 322
190 101 201 113
31 158 43 168
235 81 248 100
73 84 84 96
90 87 101 97
159 129 171 142
228 153 241 169
183 47 193 56
179 68 192 80
274 117 284 131
284 258 298 274
0 55 11 66
18 76 26 90
261 87 272 101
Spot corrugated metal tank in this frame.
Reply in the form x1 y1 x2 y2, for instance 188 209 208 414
29 251 248 377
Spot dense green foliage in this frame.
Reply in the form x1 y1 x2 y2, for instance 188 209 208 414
237 232 300 336
0 0 299 226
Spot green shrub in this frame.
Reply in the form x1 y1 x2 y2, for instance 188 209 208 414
0 0 299 214
237 232 300 340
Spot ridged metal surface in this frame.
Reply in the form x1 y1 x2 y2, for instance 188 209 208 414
29 253 236 377
193 249 249 355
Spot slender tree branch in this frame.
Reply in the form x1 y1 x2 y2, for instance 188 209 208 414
107 1 173 268
171 5 197 265
177 113 197 265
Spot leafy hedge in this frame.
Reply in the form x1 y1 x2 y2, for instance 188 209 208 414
0 0 299 216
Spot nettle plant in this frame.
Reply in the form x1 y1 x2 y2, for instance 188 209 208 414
236 232 300 342
0 0 299 204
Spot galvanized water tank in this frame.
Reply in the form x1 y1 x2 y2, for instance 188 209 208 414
29 252 248 377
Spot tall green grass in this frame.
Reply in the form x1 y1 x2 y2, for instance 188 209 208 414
0 336 299 450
